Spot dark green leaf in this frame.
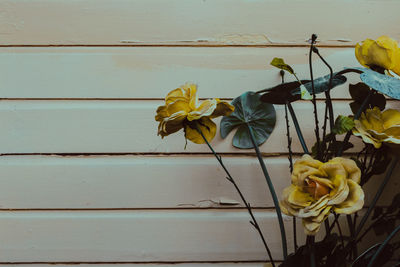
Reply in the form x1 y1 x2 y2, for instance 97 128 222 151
259 80 309 104
370 92 386 111
220 91 276 149
349 82 371 103
359 68 400 100
270 57 295 74
329 141 354 153
350 101 363 115
333 115 355 135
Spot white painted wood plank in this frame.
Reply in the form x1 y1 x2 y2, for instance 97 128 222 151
0 210 299 262
0 155 397 209
0 0 398 46
0 47 360 99
0 100 398 154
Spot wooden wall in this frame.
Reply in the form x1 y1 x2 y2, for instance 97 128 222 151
0 0 399 265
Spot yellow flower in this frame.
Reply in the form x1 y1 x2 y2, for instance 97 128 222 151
280 155 364 235
353 107 400 149
355 36 400 75
155 83 234 144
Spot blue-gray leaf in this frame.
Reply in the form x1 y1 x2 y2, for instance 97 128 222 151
359 68 400 100
220 91 276 149
292 73 347 95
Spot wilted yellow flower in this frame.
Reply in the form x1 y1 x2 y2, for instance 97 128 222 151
280 155 364 235
353 107 400 149
155 83 234 144
355 36 400 75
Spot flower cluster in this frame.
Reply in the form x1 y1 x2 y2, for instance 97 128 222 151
280 155 364 235
155 83 234 144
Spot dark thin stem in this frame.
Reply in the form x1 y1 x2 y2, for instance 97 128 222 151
195 125 275 266
324 218 330 236
314 48 335 135
337 90 373 156
309 36 321 160
347 214 357 259
307 235 316 267
247 124 288 259
334 68 364 77
355 156 399 237
334 213 345 250
287 102 309 154
367 223 400 267
285 103 294 173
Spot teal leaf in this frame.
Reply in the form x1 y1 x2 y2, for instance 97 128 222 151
359 68 400 100
259 80 309 104
292 73 347 95
220 91 276 149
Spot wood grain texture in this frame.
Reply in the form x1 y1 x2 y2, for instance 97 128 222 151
0 0 399 46
0 47 360 99
0 210 298 262
1 100 399 154
0 155 397 209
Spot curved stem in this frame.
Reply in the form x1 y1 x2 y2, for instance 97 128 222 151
195 125 275 266
287 103 309 154
367 223 400 267
309 40 321 160
334 68 364 77
247 124 288 259
355 155 399 237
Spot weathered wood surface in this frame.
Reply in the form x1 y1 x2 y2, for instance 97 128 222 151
0 155 397 209
0 47 359 99
0 0 398 46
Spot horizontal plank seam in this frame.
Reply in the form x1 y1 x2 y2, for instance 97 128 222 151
0 206 383 211
0 152 360 157
0 44 355 48
0 261 276 265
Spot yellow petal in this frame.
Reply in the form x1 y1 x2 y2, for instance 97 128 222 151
355 39 372 67
292 155 324 185
165 83 197 105
184 117 216 144
353 120 383 148
287 187 314 208
327 174 349 205
157 111 187 137
392 48 400 75
382 109 400 129
187 99 217 121
330 157 361 184
155 105 168 122
366 39 394 70
333 180 364 214
166 99 191 115
210 99 235 118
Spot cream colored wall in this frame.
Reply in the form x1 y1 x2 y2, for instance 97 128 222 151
0 0 399 266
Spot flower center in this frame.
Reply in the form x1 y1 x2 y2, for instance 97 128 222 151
304 178 330 199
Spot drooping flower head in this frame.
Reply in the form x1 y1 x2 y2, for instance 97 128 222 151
353 107 400 149
155 83 234 144
355 36 400 75
280 155 364 235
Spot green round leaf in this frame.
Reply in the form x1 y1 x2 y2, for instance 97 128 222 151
359 68 400 100
220 91 276 149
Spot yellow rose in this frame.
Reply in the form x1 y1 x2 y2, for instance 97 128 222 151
280 155 364 235
155 83 234 144
353 107 400 149
355 36 400 75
